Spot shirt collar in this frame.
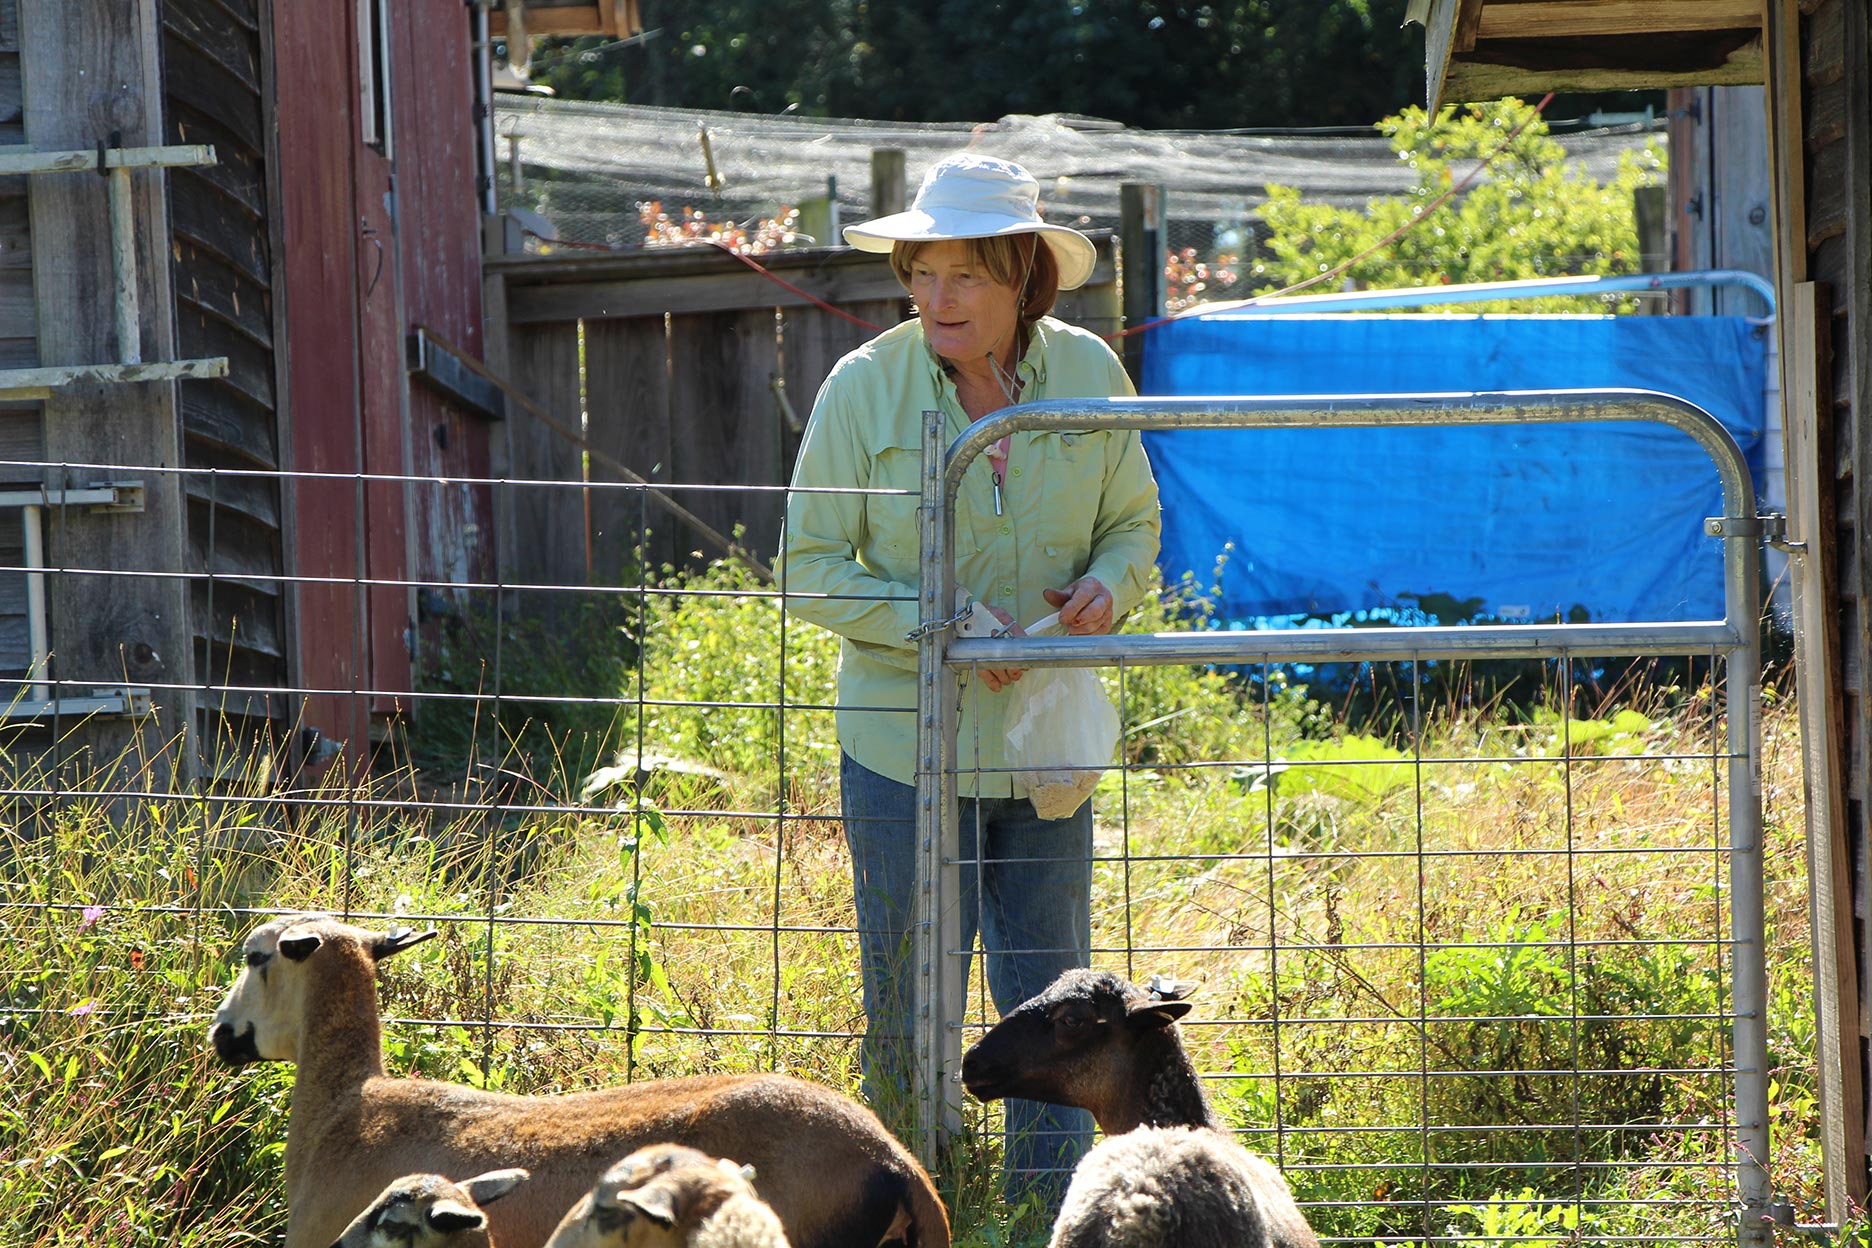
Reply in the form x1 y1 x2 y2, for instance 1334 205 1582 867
920 317 1052 390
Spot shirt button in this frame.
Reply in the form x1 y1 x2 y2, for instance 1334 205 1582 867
1001 586 1013 595
999 524 1010 535
1011 467 1022 478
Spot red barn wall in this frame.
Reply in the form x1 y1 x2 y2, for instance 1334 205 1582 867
274 0 491 764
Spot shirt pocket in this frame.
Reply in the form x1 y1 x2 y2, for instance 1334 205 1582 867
1035 434 1104 568
864 442 924 567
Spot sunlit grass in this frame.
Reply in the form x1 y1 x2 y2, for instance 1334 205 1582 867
0 564 1832 1246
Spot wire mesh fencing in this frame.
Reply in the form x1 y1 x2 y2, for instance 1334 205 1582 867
0 392 1815 1245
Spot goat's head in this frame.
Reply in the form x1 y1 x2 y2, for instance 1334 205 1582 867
208 913 435 1066
329 1169 529 1248
960 968 1194 1121
544 1143 765 1248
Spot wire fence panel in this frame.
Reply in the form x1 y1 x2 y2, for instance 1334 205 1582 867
912 393 1776 1247
0 389 1807 1245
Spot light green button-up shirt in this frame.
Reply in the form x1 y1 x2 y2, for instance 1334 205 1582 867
777 314 1162 794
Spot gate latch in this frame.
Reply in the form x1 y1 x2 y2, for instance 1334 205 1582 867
1704 513 1790 547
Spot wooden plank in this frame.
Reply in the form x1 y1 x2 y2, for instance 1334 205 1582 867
0 55 20 129
161 0 261 94
667 307 785 567
1444 32 1762 101
1453 0 1487 51
1476 1 1760 39
1804 0 1847 85
189 580 285 659
170 170 269 284
178 313 273 408
160 34 263 154
0 0 16 53
174 241 273 350
183 471 280 530
178 381 278 467
508 264 909 326
493 245 911 324
1786 281 1867 1217
1807 75 1849 149
1808 139 1849 247
489 3 620 38
21 0 199 776
165 123 265 217
582 314 673 578
504 319 586 614
0 404 36 469
1423 0 1460 109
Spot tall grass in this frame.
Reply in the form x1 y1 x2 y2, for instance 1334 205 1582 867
0 561 1834 1245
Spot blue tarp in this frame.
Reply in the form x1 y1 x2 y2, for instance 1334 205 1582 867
1140 314 1767 624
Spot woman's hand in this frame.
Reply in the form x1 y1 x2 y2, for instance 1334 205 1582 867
1044 576 1115 635
977 604 1026 692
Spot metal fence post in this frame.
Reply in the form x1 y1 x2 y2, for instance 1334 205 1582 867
913 407 964 1167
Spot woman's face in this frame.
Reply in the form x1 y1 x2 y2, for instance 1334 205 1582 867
907 240 1022 368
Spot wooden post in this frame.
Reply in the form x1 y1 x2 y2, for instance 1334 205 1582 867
870 148 906 219
20 0 198 786
1785 279 1866 1220
1632 184 1667 316
1118 183 1164 387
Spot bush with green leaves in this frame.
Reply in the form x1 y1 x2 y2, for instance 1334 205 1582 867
1255 98 1666 311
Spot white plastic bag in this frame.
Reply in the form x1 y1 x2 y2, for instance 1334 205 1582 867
1003 612 1121 819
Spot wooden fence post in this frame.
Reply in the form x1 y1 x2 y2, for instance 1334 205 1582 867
1119 182 1164 387
1633 184 1667 315
871 149 906 219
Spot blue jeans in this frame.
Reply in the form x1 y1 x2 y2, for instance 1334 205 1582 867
839 752 1095 1212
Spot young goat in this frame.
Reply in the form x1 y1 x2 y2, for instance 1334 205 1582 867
545 1143 790 1248
333 1169 529 1248
960 968 1318 1248
210 914 946 1248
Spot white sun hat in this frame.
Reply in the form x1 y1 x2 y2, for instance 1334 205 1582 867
843 153 1098 290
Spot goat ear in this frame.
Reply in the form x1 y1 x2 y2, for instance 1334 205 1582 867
1126 996 1194 1028
462 1168 529 1206
426 1201 486 1233
621 1187 679 1227
372 926 438 961
277 932 323 962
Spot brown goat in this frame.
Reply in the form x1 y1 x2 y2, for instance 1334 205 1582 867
210 914 947 1248
960 968 1318 1248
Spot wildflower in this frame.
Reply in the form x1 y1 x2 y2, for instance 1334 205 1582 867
67 1000 96 1017
80 905 105 929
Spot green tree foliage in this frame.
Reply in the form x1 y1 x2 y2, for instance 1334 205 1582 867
536 0 1424 129
1253 99 1667 309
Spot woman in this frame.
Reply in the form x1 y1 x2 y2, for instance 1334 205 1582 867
777 153 1161 1206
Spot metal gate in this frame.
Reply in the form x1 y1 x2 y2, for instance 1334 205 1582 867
910 391 1773 1245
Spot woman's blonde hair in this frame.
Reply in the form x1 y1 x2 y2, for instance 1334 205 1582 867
888 234 1061 325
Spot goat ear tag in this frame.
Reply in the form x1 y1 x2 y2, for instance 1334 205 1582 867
277 932 322 962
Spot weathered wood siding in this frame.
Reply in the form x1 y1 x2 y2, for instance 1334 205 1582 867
21 0 197 779
1802 0 1872 1155
0 0 30 685
492 241 1119 596
160 0 287 732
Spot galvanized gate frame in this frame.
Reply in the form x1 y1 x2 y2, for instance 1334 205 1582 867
910 389 1774 1244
